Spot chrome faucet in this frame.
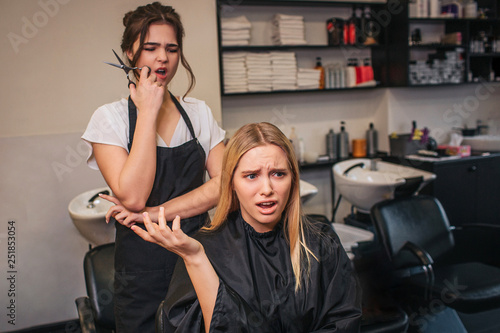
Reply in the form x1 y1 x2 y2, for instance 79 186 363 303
370 158 381 171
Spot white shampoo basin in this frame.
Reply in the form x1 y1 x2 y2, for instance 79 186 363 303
333 158 436 213
300 179 318 203
68 187 115 245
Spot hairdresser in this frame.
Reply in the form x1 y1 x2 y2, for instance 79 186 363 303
81 3 225 332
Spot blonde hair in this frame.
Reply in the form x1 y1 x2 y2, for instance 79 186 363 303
205 122 317 291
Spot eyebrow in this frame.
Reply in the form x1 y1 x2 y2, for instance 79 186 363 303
241 169 260 175
240 168 288 174
143 42 179 47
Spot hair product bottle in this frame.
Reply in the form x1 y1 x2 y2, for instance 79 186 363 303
315 57 325 89
366 122 378 157
326 128 337 160
338 121 349 159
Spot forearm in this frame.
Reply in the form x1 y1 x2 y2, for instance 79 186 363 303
145 175 221 221
117 115 158 211
183 248 220 333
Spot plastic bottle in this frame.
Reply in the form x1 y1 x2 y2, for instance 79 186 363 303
345 58 358 88
366 122 378 157
362 6 378 45
326 128 337 160
315 57 325 90
347 6 358 45
338 121 349 159
289 127 299 159
298 138 305 164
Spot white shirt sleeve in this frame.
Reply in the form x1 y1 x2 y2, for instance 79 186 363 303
81 99 129 170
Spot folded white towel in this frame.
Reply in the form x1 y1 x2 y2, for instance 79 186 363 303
273 13 304 22
223 40 250 46
222 31 251 40
221 16 251 30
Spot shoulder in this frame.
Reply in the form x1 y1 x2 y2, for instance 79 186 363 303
91 98 129 122
303 218 344 259
179 97 209 113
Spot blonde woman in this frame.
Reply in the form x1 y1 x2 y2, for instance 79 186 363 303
133 123 361 332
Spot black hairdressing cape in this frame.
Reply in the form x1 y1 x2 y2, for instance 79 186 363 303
160 211 361 332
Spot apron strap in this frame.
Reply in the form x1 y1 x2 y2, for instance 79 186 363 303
169 92 197 141
128 96 137 151
127 92 197 150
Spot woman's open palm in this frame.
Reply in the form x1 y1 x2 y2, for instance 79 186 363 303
132 207 203 259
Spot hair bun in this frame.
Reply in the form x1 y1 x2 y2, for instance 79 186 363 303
123 11 133 27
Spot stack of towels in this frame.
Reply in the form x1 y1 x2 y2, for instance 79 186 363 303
246 53 273 92
221 16 251 46
271 52 297 91
297 68 321 90
222 52 248 93
271 14 307 46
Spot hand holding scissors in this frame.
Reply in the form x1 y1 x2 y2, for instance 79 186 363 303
104 49 151 87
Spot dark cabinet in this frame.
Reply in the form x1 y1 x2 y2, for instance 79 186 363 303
393 155 500 226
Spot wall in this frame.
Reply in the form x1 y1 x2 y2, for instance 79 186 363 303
0 0 220 330
221 84 500 220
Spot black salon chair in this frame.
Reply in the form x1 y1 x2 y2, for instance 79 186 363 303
75 243 115 333
370 195 500 314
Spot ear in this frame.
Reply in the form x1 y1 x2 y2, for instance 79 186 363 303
126 50 134 63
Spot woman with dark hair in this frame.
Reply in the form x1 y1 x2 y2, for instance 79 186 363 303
81 3 225 332
134 123 361 332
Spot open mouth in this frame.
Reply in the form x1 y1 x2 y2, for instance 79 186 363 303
257 201 276 209
155 68 167 78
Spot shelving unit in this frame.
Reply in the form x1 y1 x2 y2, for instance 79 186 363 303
385 1 500 87
216 0 500 93
216 0 388 96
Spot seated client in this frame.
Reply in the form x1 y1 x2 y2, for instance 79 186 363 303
133 122 361 332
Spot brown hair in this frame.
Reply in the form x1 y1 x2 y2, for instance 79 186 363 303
206 122 317 291
120 2 195 98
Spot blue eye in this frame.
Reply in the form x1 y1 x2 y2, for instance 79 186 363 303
274 171 286 177
245 174 257 180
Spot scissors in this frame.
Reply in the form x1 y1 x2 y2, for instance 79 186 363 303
104 49 151 87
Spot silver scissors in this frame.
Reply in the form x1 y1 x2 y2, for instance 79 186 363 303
104 49 150 87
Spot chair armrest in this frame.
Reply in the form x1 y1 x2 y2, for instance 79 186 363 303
75 297 97 333
393 241 434 279
401 241 434 266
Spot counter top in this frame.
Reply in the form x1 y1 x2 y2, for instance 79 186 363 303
384 151 500 166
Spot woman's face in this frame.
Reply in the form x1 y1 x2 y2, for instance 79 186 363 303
232 144 292 233
127 23 180 87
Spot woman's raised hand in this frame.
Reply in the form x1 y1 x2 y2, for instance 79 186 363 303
132 207 203 260
129 66 165 117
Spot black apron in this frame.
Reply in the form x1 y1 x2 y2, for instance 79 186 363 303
113 93 208 333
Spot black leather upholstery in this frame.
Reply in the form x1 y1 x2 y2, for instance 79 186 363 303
371 196 500 314
75 243 115 333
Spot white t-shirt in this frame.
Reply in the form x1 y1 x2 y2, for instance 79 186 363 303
82 97 225 170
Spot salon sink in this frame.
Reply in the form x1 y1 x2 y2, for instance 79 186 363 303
333 158 435 213
461 135 500 152
68 187 115 245
300 180 318 203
